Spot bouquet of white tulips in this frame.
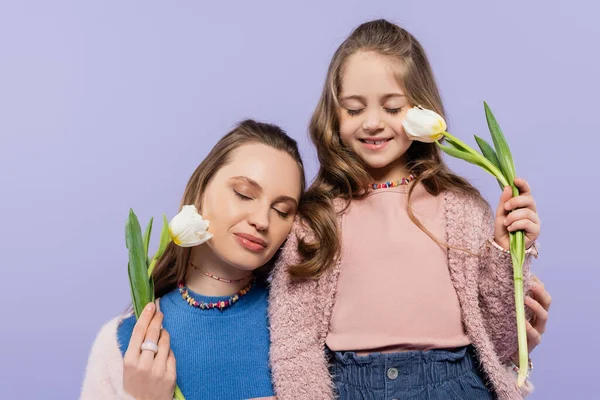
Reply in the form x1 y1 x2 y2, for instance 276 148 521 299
125 205 212 400
402 102 530 386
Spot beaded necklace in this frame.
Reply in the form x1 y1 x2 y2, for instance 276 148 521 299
178 278 255 311
371 174 416 190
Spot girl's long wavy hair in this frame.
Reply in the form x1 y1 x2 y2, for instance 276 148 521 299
291 19 483 279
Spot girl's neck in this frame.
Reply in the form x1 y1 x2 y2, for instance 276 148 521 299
368 156 411 183
184 246 254 297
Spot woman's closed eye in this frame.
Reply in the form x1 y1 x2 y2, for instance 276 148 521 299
234 190 253 201
236 189 294 219
273 207 290 219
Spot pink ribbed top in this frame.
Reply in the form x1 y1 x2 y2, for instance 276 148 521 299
326 184 470 353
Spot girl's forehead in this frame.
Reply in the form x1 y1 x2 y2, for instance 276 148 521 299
340 52 404 96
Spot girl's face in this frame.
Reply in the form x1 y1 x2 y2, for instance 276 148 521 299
199 142 302 272
337 51 413 178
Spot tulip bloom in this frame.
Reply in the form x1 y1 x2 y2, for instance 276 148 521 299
402 106 446 142
168 205 213 248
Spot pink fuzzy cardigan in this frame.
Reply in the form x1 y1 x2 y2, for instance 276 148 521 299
268 190 535 400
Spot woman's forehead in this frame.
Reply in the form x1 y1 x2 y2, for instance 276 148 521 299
220 143 302 199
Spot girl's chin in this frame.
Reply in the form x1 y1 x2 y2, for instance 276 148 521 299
363 156 406 171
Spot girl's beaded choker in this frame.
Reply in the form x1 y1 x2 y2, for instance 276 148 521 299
371 174 416 190
178 278 256 311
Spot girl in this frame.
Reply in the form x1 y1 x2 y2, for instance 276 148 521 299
81 120 304 400
269 20 544 399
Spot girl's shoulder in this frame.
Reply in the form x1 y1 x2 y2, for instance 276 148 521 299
444 189 492 219
277 218 309 268
288 196 345 247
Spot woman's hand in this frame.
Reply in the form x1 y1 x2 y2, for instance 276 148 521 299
123 300 177 400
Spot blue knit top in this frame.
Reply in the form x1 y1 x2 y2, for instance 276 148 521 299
117 281 273 400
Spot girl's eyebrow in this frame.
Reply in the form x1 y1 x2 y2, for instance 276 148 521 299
339 93 405 102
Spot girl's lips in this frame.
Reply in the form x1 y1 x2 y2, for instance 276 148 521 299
359 138 392 150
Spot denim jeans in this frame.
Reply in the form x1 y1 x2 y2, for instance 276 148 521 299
330 346 495 399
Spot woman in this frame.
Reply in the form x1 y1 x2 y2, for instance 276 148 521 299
81 119 304 400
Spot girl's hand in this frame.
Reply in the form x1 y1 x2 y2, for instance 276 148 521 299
123 299 177 400
510 275 551 362
494 178 540 250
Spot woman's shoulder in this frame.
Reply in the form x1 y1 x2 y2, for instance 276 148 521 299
115 313 136 356
82 315 131 399
85 315 129 372
88 314 133 356
92 315 127 346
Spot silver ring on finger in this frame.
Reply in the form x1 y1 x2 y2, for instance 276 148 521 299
141 340 159 354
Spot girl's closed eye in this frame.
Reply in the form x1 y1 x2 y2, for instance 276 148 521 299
346 108 364 116
384 107 402 115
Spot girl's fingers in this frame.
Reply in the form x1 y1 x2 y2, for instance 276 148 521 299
526 320 542 348
496 186 513 218
504 208 539 227
530 281 552 311
525 295 548 334
514 177 532 195
504 194 537 213
506 219 539 236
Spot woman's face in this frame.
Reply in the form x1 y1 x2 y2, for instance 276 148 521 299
200 142 302 271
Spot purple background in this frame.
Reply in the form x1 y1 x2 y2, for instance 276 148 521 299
1 1 598 398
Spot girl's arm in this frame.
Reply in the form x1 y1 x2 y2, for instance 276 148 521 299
477 203 536 363
268 222 335 400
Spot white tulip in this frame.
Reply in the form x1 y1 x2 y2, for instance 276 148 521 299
168 205 212 247
402 106 447 143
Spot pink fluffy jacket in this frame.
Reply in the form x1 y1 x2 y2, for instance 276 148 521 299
268 191 536 400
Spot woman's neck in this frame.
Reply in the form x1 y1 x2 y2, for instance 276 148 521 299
184 246 254 296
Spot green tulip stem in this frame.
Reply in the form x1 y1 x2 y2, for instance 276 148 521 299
441 132 510 187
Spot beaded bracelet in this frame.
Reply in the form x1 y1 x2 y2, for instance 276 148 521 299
487 237 539 259
510 358 533 379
